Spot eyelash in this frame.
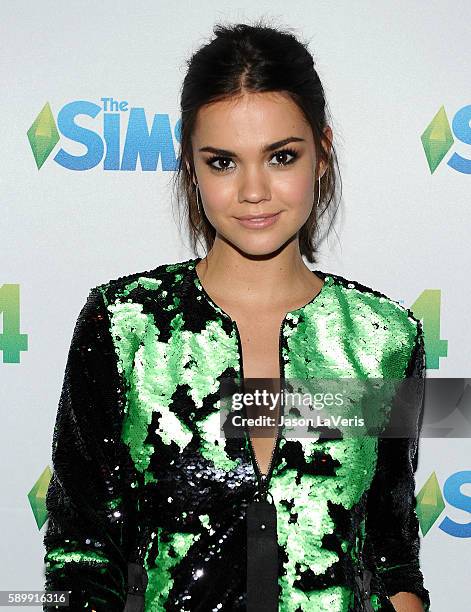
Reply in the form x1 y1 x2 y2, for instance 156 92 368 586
205 147 299 173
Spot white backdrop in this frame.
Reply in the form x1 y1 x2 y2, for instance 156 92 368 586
1 1 470 610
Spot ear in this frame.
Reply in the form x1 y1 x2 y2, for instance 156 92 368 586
317 126 333 179
322 126 333 165
316 161 327 180
185 160 197 186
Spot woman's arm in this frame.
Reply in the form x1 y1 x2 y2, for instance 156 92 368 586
365 319 431 612
43 287 136 610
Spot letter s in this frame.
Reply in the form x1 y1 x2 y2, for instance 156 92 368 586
54 101 103 170
439 470 471 538
447 105 471 174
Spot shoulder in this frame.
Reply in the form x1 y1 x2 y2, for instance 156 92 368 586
88 258 195 307
322 269 423 347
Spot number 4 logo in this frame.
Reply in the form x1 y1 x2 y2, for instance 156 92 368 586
411 289 448 369
0 284 28 363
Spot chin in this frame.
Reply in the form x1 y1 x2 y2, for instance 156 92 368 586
225 234 297 258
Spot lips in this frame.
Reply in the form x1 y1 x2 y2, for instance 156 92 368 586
236 212 280 220
235 211 282 229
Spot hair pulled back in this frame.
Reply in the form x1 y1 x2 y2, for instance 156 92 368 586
172 18 342 263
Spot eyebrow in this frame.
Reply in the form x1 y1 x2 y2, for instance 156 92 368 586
198 136 306 157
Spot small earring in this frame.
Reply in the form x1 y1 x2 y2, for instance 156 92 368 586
316 176 321 207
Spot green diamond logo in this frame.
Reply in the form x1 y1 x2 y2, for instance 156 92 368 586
421 105 454 174
416 471 446 536
28 465 52 529
27 102 60 170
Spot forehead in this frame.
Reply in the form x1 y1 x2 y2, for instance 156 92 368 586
192 91 311 147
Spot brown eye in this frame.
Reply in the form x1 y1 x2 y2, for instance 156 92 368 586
269 148 298 167
206 157 235 172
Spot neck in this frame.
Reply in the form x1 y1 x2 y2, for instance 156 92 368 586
195 239 323 312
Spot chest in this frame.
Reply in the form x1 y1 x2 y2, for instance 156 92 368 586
228 313 286 475
233 313 285 379
113 293 392 485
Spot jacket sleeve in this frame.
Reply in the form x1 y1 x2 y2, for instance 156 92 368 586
43 286 137 610
365 319 431 611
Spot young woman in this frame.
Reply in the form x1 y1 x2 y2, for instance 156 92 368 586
43 20 430 612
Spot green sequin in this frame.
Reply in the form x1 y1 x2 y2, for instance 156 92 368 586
44 258 429 611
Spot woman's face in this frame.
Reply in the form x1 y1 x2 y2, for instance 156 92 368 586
189 91 330 257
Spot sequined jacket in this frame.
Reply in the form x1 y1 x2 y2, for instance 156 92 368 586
43 257 431 612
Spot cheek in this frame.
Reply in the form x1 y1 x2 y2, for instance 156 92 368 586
201 179 234 214
276 173 314 214
200 181 235 231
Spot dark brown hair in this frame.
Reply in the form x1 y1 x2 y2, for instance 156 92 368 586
171 18 342 263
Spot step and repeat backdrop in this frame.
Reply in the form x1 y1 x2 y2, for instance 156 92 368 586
2 1 470 610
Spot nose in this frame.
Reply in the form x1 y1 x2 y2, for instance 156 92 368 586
238 166 271 204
